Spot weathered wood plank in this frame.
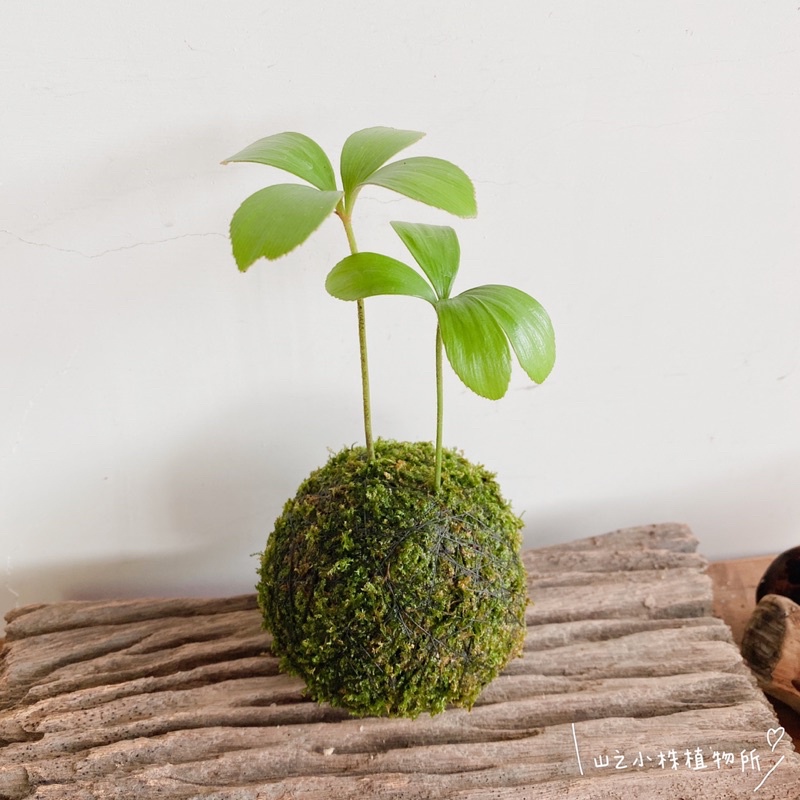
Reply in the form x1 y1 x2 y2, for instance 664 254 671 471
1 523 798 799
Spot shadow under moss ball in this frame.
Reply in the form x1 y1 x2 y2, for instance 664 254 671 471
257 439 528 718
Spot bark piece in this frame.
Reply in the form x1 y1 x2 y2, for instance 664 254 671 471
741 593 800 714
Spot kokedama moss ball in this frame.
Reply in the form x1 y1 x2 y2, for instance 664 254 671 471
257 439 528 718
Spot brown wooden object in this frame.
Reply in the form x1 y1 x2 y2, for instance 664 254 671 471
742 594 800 715
2 523 799 799
709 557 800 748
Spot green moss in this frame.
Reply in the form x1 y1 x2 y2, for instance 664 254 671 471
257 439 527 718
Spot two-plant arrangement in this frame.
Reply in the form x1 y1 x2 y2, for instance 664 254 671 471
224 127 555 717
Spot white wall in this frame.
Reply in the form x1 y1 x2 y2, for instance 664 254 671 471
3 2 799 627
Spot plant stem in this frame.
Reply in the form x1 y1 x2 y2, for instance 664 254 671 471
339 209 374 460
434 323 443 492
357 299 373 459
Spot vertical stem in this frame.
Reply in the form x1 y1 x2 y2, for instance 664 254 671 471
340 209 374 460
357 298 374 459
434 323 443 492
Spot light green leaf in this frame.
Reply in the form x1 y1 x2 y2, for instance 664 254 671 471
390 221 460 300
223 132 337 192
366 157 477 218
326 253 437 304
464 285 556 384
340 127 425 196
230 184 342 270
436 295 511 400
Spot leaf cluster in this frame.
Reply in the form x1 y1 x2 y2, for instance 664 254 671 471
327 221 555 400
224 126 555 403
225 127 475 269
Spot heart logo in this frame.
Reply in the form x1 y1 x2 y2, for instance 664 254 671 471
767 727 785 752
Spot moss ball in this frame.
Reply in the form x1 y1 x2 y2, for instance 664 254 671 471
257 439 527 718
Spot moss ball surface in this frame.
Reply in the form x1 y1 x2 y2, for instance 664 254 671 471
257 439 527 718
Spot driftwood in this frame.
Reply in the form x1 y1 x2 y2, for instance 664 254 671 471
1 523 799 799
742 594 800 715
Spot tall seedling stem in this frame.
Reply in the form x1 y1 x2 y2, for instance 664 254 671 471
338 205 374 460
434 325 444 492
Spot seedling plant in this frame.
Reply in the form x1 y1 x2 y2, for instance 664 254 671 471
225 127 555 717
224 127 554 487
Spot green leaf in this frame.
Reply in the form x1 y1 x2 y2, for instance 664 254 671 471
230 184 342 270
463 285 556 384
326 253 437 304
390 221 460 300
436 295 511 400
366 157 477 218
223 132 337 192
340 127 425 196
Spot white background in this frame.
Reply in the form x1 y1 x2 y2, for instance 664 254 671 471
2 2 799 628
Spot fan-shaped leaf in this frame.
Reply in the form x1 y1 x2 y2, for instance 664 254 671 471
326 253 436 304
230 184 342 270
462 285 556 384
340 127 424 196
436 295 511 400
390 221 460 300
223 132 337 192
366 157 477 218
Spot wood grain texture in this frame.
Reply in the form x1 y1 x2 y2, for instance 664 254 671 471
1 523 798 799
742 594 800 713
